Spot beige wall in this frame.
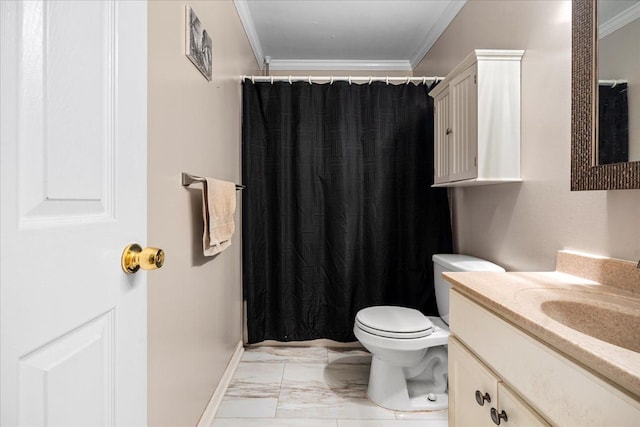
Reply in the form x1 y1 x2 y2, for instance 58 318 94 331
147 1 257 425
415 0 640 271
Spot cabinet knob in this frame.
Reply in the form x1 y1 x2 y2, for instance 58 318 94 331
490 407 508 425
475 390 491 406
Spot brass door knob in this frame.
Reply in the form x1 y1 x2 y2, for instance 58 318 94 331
121 244 165 274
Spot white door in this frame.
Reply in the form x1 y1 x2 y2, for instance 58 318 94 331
1 1 148 425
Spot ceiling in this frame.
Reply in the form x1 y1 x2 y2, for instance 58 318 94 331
233 0 466 71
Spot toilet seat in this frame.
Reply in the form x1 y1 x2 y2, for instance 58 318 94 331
355 306 434 339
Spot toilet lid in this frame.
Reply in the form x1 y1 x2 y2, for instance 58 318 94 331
355 306 434 339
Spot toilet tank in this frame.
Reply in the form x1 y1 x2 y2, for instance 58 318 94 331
432 254 505 325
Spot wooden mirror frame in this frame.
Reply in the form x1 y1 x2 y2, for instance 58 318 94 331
571 0 640 190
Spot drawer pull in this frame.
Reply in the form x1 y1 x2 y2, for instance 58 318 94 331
475 390 491 406
490 407 508 425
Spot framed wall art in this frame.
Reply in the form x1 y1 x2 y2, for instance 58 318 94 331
185 5 212 81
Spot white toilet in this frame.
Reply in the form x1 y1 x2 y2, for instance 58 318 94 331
354 254 505 411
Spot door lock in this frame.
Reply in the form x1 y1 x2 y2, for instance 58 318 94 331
121 244 165 274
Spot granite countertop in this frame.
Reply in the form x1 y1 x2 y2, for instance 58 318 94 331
443 250 640 400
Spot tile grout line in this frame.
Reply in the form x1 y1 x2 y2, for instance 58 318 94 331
274 359 287 419
329 348 340 427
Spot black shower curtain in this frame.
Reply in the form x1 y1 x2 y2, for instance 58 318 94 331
598 83 629 165
242 80 453 343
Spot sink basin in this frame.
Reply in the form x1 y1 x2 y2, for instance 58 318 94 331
540 300 640 352
516 288 640 353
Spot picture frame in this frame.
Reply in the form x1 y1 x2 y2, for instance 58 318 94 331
185 5 212 81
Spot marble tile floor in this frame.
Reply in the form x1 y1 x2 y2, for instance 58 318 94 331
213 346 448 427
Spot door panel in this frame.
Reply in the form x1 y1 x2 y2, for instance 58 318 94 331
498 383 550 427
449 337 496 427
1 1 147 425
19 1 116 222
449 65 478 182
434 92 450 184
33 1 112 202
19 311 115 426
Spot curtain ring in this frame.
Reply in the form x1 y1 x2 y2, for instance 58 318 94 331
289 75 292 85
330 76 334 85
406 76 411 85
423 77 427 85
385 76 389 85
251 75 255 84
308 75 312 85
368 76 373 85
348 76 352 85
270 75 274 84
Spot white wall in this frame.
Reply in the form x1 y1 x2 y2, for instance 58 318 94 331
414 0 640 271
147 1 258 425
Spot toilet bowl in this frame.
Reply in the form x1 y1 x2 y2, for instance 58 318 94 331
354 307 450 411
354 254 505 412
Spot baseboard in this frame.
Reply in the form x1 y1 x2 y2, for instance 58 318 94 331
197 340 244 427
247 339 363 348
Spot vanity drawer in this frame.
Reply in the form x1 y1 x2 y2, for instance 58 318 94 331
449 290 640 427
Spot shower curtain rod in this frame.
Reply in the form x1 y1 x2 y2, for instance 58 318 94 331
242 75 445 85
598 79 627 87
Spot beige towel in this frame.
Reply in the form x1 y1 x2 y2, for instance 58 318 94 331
202 178 236 256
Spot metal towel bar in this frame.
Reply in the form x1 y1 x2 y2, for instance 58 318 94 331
181 172 245 190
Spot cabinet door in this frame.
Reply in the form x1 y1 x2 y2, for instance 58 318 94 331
434 90 450 184
449 337 496 427
449 64 478 182
496 383 550 427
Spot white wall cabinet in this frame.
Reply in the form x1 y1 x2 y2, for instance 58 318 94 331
430 50 524 187
449 337 549 427
449 290 640 427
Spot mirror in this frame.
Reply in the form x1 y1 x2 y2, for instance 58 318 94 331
572 0 640 190
597 0 639 165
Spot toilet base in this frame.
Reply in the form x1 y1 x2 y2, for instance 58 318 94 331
368 390 449 412
367 354 448 411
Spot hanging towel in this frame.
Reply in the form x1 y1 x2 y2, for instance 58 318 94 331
202 178 236 256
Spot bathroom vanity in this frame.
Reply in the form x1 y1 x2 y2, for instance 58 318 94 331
444 251 640 426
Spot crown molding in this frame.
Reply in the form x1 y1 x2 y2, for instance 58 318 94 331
410 0 466 68
233 0 264 69
268 59 413 71
599 2 640 39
